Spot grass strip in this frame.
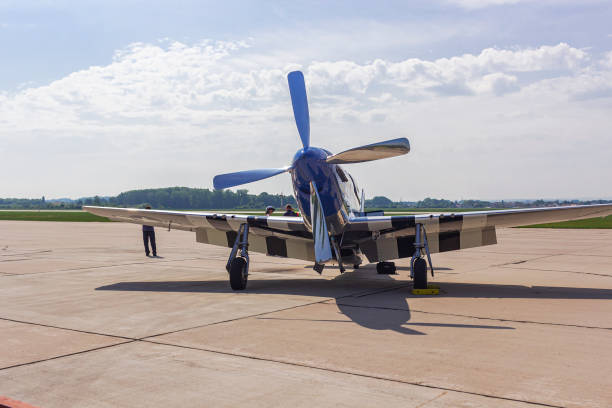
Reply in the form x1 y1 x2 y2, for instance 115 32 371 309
518 215 612 229
0 211 111 222
2 210 611 229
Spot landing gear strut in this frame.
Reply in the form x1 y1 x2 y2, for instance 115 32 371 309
411 223 434 289
226 223 249 290
330 236 345 273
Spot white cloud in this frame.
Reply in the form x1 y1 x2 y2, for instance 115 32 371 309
602 51 612 68
1 42 588 133
1 40 611 199
469 72 519 95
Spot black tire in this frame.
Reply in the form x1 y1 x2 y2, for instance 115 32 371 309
229 257 248 290
413 257 428 289
353 264 360 270
376 261 396 274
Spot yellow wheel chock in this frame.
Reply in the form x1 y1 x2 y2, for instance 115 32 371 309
411 284 440 295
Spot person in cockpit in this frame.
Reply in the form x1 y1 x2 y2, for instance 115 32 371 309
283 204 298 216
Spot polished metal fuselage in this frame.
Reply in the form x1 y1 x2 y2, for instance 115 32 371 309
290 147 361 235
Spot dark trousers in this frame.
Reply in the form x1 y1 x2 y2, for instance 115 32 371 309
143 230 157 256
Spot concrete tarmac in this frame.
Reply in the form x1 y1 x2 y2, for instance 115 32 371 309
0 221 610 407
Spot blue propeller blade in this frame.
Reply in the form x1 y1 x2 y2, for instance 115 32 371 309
213 167 290 190
288 71 310 149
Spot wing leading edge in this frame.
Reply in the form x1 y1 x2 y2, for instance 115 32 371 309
83 206 315 261
85 203 612 264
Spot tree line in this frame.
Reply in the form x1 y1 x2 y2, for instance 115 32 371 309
1 187 610 210
0 187 297 210
365 196 612 209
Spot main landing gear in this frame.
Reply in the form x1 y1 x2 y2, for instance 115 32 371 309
410 223 435 289
226 223 249 290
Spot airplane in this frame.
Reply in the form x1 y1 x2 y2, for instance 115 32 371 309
84 70 612 291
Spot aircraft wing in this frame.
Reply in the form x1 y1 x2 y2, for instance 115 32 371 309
344 204 612 263
83 206 315 261
85 203 612 265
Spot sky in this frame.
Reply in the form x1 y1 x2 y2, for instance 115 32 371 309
1 0 611 200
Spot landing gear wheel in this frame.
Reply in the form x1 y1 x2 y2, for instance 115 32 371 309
353 264 360 270
376 261 396 274
229 257 248 290
413 257 428 289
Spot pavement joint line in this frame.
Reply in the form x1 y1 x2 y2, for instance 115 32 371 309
329 303 612 331
0 283 405 347
469 250 562 256
0 250 52 257
0 340 136 372
499 266 612 278
140 297 344 340
0 257 210 276
0 318 589 408
566 252 612 258
0 317 136 341
140 338 566 408
140 284 408 340
0 286 399 372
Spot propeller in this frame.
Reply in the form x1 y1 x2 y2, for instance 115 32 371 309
212 71 410 192
310 181 333 264
325 138 410 164
213 167 290 190
288 71 310 149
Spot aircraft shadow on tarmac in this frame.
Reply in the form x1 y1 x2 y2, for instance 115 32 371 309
95 271 612 335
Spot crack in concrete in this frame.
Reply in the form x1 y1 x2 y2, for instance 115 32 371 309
414 391 447 408
491 254 563 268
500 266 612 278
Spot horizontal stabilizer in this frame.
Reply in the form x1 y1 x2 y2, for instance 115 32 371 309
326 137 410 164
213 167 290 190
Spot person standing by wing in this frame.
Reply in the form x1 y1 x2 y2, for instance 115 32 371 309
142 206 157 257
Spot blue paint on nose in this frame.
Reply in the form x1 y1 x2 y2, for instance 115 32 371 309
291 146 342 225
